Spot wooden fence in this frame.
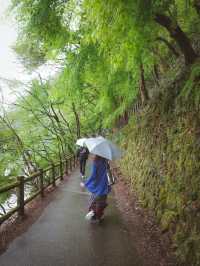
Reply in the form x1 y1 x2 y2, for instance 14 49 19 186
0 154 76 225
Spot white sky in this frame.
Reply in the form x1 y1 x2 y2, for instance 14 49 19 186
0 0 21 79
0 0 59 105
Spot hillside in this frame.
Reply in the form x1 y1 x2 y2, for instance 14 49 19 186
116 61 200 265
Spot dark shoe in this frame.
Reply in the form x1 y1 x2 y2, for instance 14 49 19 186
90 215 105 224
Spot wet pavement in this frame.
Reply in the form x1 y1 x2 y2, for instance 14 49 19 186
0 168 143 266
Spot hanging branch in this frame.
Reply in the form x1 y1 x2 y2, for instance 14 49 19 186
155 13 197 65
156 36 180 57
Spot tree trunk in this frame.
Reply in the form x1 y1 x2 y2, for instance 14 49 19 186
72 102 81 138
155 14 197 65
123 110 129 124
153 64 159 80
153 64 160 86
139 64 149 103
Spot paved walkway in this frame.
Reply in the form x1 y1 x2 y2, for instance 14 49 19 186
0 168 143 266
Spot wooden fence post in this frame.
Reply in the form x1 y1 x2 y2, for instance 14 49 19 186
52 164 56 187
69 157 72 171
65 159 68 175
17 176 25 217
39 168 44 197
60 161 63 181
73 155 76 168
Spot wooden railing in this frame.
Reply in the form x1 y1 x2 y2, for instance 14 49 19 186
0 154 76 225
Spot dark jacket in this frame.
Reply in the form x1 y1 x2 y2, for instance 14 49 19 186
76 147 89 161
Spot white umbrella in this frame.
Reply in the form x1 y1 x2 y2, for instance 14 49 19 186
84 137 121 160
76 136 103 147
76 138 87 147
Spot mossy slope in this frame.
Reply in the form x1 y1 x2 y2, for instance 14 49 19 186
118 63 200 265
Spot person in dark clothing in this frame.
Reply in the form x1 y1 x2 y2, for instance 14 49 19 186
76 146 89 178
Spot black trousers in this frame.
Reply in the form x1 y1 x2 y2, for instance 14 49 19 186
79 159 86 175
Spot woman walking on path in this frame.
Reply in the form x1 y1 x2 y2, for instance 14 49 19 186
76 146 89 179
83 155 111 223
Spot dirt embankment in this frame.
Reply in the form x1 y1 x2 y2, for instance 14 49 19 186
113 169 178 266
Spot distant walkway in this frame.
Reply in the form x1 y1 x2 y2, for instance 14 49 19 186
0 168 143 266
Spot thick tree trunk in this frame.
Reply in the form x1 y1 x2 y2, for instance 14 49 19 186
155 14 197 65
139 64 149 103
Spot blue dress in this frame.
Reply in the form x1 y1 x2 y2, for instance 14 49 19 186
84 159 111 197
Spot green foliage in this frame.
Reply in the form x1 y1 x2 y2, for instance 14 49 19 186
178 60 200 108
13 35 47 69
8 0 200 130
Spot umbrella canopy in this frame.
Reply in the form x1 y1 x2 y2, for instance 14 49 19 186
76 138 87 147
84 137 121 160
